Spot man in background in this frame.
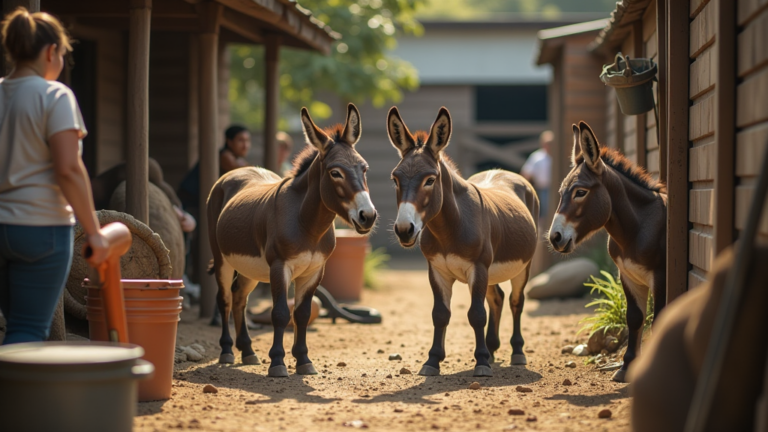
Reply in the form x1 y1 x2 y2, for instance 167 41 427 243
521 130 553 221
276 131 294 177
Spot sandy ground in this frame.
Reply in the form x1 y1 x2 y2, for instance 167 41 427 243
135 269 631 432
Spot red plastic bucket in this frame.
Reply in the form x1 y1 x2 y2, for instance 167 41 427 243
86 279 183 401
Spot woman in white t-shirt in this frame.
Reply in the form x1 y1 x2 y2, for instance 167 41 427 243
0 8 109 344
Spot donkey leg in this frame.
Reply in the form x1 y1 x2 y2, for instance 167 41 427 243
267 262 291 377
292 273 321 375
215 261 236 364
468 265 492 377
232 274 259 365
509 264 531 365
419 267 454 376
613 276 648 383
485 284 504 363
651 270 666 323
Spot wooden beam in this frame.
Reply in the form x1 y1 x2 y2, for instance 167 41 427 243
197 0 222 318
125 0 152 224
263 33 281 173
713 0 736 254
70 16 199 32
40 0 195 18
657 0 667 182
666 0 690 303
220 6 263 44
633 20 648 170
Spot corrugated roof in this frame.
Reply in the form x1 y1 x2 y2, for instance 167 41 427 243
588 0 654 52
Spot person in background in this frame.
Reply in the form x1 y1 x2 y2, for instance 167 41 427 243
521 130 553 220
276 131 294 177
0 8 108 344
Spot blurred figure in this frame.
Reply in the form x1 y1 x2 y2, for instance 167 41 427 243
276 131 293 177
521 130 553 219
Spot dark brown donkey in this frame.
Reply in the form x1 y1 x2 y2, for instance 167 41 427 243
387 107 539 377
207 104 376 377
547 121 666 383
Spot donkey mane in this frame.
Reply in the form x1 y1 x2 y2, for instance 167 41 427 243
577 147 666 194
288 145 319 178
410 130 460 176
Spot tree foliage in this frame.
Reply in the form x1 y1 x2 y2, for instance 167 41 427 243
229 0 425 130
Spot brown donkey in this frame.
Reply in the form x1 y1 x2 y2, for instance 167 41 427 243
547 121 666 383
207 104 376 377
387 107 539 377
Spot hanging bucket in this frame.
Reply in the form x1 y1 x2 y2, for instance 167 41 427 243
86 279 184 402
600 52 658 115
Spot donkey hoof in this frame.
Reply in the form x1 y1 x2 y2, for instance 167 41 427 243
219 353 235 364
296 363 318 375
242 355 261 365
611 369 628 383
473 365 493 377
418 365 440 376
268 365 289 377
511 354 527 365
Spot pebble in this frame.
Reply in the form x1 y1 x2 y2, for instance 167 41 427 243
202 384 218 394
598 409 612 419
469 382 481 390
386 374 393 379
183 346 203 362
515 386 532 393
337 362 347 367
526 415 537 422
389 354 402 361
377 349 385 354
245 400 257 405
565 361 577 368
561 345 575 354
343 420 368 428
394 408 404 413
190 343 205 354
174 352 187 363
507 409 525 416
532 401 541 407
562 379 572 386
400 368 412 375
572 344 589 356
361 373 367 377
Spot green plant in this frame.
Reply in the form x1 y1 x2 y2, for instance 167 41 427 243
578 271 655 337
363 247 390 289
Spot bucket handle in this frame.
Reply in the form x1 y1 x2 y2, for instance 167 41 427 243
130 359 155 381
612 51 634 77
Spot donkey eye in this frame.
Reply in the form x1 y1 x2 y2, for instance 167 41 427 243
574 189 588 198
425 177 436 187
330 170 343 179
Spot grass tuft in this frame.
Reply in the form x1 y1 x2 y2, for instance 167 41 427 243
578 271 654 337
363 247 390 290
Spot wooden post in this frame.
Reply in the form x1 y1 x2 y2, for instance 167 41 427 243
713 0 736 255
125 0 152 225
197 1 222 318
633 21 647 170
263 34 281 172
1 0 41 74
665 0 690 302
657 0 667 182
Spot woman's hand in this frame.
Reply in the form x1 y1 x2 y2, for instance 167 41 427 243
173 205 196 232
84 232 110 266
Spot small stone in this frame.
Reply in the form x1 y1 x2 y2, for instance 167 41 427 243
400 368 412 375
572 344 589 356
377 349 385 354
469 382 481 390
343 420 367 428
598 409 612 419
174 352 188 363
190 343 205 354
515 386 532 393
361 373 367 377
337 362 347 367
565 361 577 368
202 384 218 394
245 400 257 405
525 348 534 353
503 425 518 430
183 346 203 362
526 415 537 422
605 336 621 353
561 345 575 354
389 354 402 361
394 408 404 413
445 393 449 396
532 401 541 407
386 374 393 379
507 409 525 415
562 379 572 386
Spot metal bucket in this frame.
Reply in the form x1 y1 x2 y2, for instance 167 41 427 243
600 52 658 115
0 342 153 432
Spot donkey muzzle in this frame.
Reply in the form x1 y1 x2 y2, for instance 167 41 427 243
548 213 576 253
394 202 422 247
349 191 376 234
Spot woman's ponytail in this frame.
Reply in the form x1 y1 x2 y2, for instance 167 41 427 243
1 7 71 64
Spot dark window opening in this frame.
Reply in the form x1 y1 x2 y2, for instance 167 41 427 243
475 85 547 122
69 39 98 177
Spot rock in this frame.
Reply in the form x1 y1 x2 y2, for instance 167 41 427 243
605 336 621 353
400 368 412 375
202 384 218 394
598 409 612 419
342 420 367 428
174 352 187 363
561 345 575 354
532 401 541 407
515 386 532 393
588 328 629 354
525 258 598 300
337 362 347 367
377 349 384 354
526 415 537 422
386 374 393 379
565 361 577 368
190 343 205 354
394 408 403 413
507 409 525 415
361 373 367 377
469 382 481 390
388 354 402 361
562 379 572 386
245 400 257 405
183 346 203 362
572 344 589 356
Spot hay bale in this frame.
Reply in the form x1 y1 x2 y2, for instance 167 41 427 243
63 210 171 320
110 181 185 279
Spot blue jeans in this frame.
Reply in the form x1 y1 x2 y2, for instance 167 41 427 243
0 224 73 344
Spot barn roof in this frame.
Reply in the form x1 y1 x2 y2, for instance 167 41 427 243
588 0 655 53
535 19 608 65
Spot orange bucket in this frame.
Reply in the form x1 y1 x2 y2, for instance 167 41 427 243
321 229 368 302
86 279 183 401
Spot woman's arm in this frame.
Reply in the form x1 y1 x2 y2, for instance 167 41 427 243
49 130 109 265
220 149 248 173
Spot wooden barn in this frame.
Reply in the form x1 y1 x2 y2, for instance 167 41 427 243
0 0 336 317
537 0 768 303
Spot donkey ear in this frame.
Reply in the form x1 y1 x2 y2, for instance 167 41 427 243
301 107 333 155
341 103 362 145
387 106 415 157
578 121 604 174
571 124 581 166
426 107 452 157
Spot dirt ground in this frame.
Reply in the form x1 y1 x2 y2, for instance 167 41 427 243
135 268 631 432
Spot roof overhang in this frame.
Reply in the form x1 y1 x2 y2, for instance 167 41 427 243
535 18 608 65
588 0 654 54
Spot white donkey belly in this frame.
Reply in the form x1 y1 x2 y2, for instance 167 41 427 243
615 257 653 303
429 254 525 286
488 260 525 285
224 251 326 283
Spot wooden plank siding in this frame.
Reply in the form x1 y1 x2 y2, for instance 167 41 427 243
643 3 660 178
